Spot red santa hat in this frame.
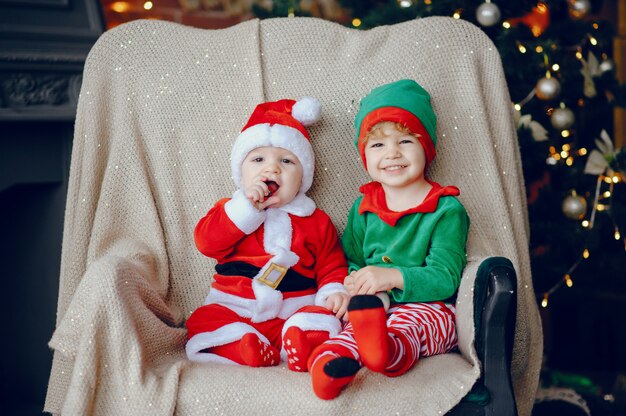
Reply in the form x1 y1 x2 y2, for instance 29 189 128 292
231 97 322 193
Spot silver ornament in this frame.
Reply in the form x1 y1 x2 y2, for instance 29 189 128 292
476 2 501 27
568 0 591 19
550 107 575 130
562 193 587 220
536 76 561 101
599 59 614 73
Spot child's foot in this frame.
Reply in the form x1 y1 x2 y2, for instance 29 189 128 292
310 353 360 400
239 332 280 367
348 295 390 372
283 327 330 372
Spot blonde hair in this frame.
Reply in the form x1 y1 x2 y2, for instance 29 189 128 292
360 121 416 145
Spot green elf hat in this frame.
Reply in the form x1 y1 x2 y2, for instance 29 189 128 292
354 79 437 168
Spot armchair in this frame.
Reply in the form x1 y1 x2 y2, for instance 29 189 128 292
45 16 542 415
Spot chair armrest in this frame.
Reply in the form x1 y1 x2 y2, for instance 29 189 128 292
448 257 518 416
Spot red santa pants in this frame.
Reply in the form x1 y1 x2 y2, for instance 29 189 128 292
186 303 341 365
311 302 457 376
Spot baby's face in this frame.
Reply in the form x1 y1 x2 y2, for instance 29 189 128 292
240 146 304 207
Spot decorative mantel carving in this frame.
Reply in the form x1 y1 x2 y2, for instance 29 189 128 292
0 0 104 121
1 72 82 109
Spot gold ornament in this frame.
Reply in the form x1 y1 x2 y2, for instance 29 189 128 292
536 76 561 101
568 0 591 19
562 191 587 220
550 105 575 130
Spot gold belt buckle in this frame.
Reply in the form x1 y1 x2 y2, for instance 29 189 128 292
257 263 288 289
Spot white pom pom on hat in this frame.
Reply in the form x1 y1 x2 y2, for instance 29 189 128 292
292 96 321 126
230 96 322 193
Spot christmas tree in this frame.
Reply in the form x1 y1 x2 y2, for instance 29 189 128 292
252 0 626 409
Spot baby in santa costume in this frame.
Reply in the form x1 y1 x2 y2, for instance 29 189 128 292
185 97 350 370
308 79 470 399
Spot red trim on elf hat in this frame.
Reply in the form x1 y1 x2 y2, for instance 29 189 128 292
357 107 436 169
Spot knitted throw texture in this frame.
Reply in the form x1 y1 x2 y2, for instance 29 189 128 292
46 17 542 416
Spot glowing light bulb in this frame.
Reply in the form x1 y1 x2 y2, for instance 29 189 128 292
565 274 573 287
541 294 549 308
352 18 362 27
503 21 511 29
552 64 560 71
616 231 621 240
143 1 153 10
582 220 589 228
583 248 590 259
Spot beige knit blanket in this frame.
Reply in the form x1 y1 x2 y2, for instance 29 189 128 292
45 17 542 415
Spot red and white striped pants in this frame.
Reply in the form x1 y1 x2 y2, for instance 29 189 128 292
316 302 457 376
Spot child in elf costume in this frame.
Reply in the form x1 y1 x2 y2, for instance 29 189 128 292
186 97 350 371
308 79 470 399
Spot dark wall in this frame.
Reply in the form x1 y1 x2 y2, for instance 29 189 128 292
0 1 104 414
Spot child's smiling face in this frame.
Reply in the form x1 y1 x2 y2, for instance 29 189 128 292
240 146 304 207
364 123 426 190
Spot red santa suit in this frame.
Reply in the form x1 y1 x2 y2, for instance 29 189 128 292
185 97 348 368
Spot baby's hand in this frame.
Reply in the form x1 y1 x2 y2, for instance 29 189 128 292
325 292 350 319
244 175 280 210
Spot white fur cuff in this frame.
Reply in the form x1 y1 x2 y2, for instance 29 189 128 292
224 190 266 234
314 282 348 307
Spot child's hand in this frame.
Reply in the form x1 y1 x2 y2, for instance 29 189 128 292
243 175 280 210
350 266 403 295
325 292 350 319
343 273 356 295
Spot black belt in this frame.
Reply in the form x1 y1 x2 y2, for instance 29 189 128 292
215 261 316 292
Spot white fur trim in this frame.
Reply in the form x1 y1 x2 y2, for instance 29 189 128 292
230 123 315 192
314 282 348 307
279 192 316 217
263 208 296 257
281 312 342 338
204 288 316 322
292 97 321 126
224 190 266 234
277 295 316 319
249 207 300 322
250 280 284 323
186 322 269 363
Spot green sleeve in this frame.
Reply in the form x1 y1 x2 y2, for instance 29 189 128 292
391 203 469 303
341 198 366 274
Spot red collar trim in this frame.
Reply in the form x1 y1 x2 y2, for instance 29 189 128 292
358 180 460 226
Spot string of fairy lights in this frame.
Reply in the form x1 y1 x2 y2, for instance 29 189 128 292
501 10 624 308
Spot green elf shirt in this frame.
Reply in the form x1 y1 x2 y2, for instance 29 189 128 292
342 180 470 304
